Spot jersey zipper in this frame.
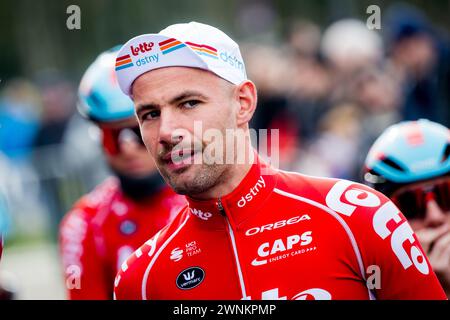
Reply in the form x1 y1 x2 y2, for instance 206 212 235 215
217 197 226 216
217 197 248 299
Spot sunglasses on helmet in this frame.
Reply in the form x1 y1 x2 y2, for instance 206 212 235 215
100 125 146 155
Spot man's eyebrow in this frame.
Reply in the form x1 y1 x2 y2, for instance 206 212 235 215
135 91 208 115
136 103 159 116
169 91 209 105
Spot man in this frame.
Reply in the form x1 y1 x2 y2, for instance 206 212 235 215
113 22 445 300
363 119 450 297
59 48 186 299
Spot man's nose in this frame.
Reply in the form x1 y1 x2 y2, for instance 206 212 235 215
158 109 184 146
424 193 447 228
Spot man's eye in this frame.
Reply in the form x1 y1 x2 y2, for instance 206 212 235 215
181 100 199 109
142 110 160 120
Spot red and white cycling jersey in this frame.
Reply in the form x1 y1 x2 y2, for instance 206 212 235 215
59 177 186 300
114 155 446 300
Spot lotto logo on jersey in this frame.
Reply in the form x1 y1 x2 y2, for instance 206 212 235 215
190 208 212 220
251 231 315 266
246 287 332 300
326 180 429 275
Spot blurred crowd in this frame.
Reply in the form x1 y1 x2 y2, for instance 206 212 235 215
246 3 450 180
0 71 109 240
0 3 449 241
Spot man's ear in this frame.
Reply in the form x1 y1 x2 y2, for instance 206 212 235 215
235 80 258 127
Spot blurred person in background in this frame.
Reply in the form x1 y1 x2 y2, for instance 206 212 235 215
0 188 15 300
349 67 403 179
0 79 47 242
0 190 7 260
245 43 300 169
31 71 78 233
0 79 41 163
321 19 383 81
246 20 333 170
59 48 186 299
33 71 76 149
292 102 362 179
292 18 388 180
0 185 10 250
285 19 333 144
363 119 450 297
384 3 450 126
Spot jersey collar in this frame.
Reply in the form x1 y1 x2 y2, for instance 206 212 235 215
186 153 278 230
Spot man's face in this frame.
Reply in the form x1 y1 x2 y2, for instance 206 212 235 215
132 67 239 196
391 177 450 231
100 117 157 178
409 200 450 232
399 177 450 295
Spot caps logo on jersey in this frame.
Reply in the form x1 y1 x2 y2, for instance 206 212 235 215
176 266 205 290
251 231 314 267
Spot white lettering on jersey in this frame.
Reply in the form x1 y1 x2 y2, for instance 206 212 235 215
60 210 88 270
117 246 134 271
245 214 311 236
326 180 381 216
373 202 429 274
261 288 287 300
190 208 213 220
246 287 331 300
292 288 332 300
237 176 266 208
144 229 162 258
252 231 313 266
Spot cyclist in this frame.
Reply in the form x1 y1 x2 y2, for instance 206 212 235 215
364 119 450 297
59 48 186 299
113 22 445 300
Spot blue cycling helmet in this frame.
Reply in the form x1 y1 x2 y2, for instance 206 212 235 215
364 119 450 195
78 46 135 123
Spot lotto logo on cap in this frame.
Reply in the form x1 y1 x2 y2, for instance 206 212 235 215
115 21 248 96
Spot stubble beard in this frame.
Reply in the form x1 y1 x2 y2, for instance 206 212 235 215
157 161 227 196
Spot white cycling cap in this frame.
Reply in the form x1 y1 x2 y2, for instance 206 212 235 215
115 21 248 96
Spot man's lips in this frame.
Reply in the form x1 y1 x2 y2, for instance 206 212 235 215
161 149 200 166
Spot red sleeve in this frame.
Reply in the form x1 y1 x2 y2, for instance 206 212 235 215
59 207 111 300
325 180 446 300
114 227 167 300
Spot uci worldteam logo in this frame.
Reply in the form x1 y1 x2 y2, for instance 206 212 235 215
176 266 205 290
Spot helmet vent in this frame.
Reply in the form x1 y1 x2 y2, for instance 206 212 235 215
88 92 105 110
442 143 450 162
382 157 406 172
